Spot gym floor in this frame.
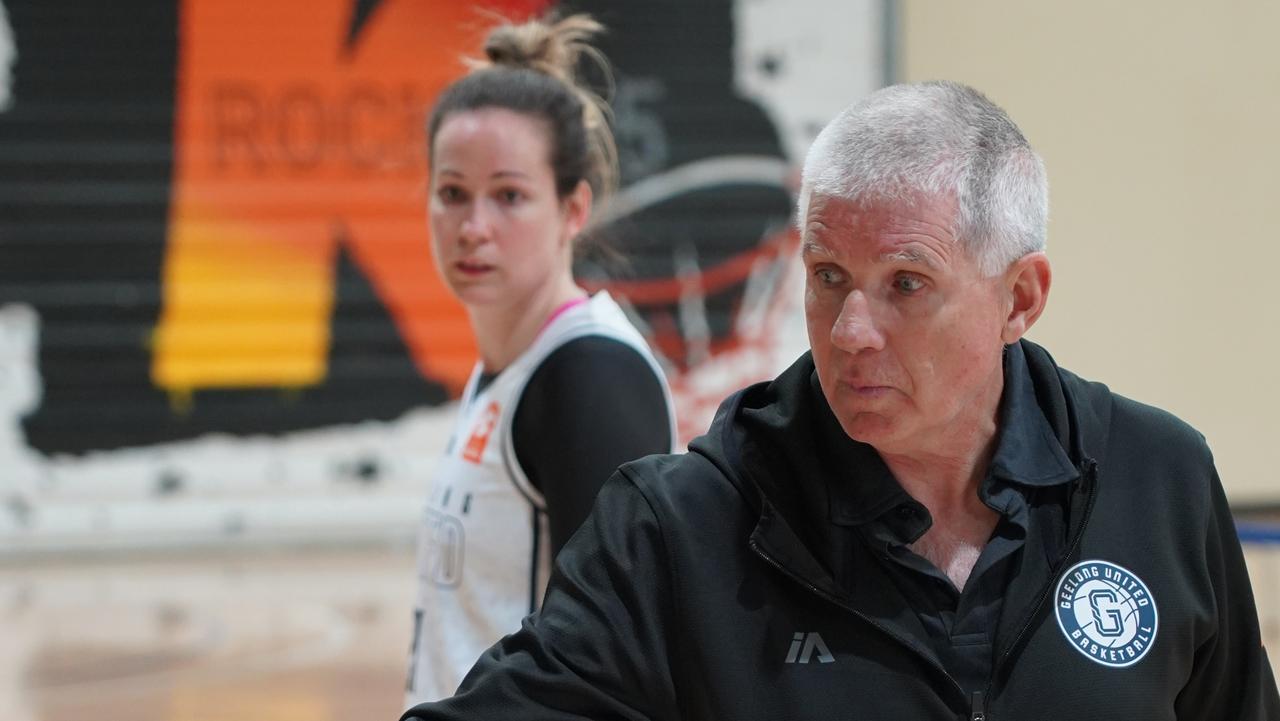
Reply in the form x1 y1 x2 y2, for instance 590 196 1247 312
3 541 1278 721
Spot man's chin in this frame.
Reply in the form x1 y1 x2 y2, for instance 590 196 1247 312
834 410 900 447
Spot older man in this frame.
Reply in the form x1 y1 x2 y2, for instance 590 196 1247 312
402 81 1278 720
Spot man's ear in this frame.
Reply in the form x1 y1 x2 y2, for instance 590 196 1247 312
1001 251 1052 344
561 179 593 245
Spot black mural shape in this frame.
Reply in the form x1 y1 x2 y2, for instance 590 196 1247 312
344 0 391 54
0 1 182 455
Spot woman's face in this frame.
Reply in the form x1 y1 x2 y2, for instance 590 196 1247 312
429 108 590 310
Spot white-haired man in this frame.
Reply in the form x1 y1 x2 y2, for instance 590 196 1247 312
402 81 1278 720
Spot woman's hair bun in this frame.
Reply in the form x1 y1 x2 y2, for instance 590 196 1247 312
480 14 606 88
433 12 617 198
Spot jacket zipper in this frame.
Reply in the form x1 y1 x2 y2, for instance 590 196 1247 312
970 691 985 721
752 458 1099 721
748 539 970 709
976 458 1100 719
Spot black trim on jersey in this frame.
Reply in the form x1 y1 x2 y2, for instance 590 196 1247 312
528 507 543 614
474 371 498 396
405 608 424 693
500 431 543 510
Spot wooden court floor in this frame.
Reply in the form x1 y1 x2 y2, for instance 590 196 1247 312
3 542 1278 721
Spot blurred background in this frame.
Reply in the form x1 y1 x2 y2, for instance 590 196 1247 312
0 1 1276 719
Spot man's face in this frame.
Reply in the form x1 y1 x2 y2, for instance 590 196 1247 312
803 193 1010 456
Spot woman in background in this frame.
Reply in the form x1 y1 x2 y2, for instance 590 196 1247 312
405 13 677 706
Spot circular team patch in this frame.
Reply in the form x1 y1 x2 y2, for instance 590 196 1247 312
1054 559 1158 668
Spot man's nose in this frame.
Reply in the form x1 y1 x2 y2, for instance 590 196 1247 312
831 290 885 353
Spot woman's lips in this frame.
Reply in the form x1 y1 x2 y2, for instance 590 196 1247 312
455 260 494 276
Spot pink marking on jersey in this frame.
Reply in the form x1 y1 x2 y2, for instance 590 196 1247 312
540 296 589 332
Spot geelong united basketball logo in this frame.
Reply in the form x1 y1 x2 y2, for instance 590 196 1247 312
1055 560 1158 668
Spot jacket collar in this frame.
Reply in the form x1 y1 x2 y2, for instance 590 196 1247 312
804 341 1078 528
988 342 1080 486
696 339 1106 594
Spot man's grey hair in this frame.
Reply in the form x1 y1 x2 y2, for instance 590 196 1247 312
798 81 1048 276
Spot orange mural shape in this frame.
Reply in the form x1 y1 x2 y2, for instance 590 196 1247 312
153 0 547 397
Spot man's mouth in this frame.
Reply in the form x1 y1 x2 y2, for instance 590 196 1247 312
839 377 896 397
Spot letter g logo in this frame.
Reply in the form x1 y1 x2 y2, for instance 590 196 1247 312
1088 590 1125 637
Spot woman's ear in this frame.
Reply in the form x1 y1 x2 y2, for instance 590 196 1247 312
561 179 593 245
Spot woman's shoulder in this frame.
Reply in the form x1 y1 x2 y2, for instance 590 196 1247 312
530 335 665 395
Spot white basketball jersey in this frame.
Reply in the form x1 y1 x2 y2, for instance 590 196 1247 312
405 291 676 706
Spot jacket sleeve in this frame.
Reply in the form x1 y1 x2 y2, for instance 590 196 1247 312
400 468 682 721
1174 467 1280 719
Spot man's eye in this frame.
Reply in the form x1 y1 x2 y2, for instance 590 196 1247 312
814 268 843 286
894 274 926 294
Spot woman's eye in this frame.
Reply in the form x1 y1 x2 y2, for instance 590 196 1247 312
437 185 465 203
498 189 524 204
894 274 926 294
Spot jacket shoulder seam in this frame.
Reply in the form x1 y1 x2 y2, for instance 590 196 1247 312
616 462 689 720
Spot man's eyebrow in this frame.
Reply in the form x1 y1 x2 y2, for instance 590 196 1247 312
880 248 939 270
801 238 833 257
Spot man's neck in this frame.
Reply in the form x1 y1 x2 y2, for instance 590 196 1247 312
886 443 1001 592
877 372 1003 509
879 441 995 515
876 370 1006 591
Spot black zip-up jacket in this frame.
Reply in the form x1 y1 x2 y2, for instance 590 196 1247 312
403 340 1278 720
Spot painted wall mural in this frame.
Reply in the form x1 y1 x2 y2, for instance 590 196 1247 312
0 0 886 550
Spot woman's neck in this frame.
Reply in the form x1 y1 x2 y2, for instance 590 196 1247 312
468 275 586 373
